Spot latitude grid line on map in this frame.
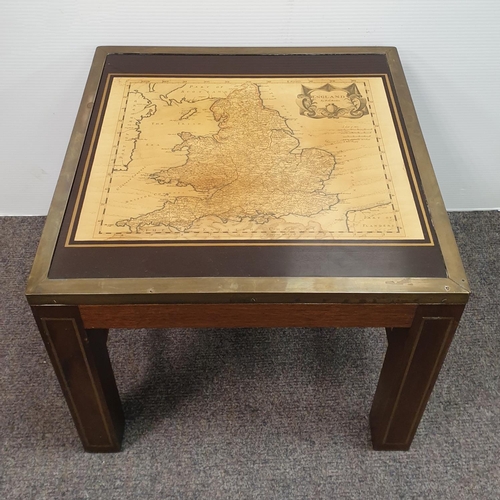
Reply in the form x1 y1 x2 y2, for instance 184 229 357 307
96 80 133 238
363 79 403 237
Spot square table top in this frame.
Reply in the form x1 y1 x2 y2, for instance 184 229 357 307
26 47 469 306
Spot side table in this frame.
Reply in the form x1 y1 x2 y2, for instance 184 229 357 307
26 47 469 452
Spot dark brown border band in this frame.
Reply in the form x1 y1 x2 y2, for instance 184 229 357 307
47 51 447 280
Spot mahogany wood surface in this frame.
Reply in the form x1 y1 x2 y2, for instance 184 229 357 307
33 301 466 452
369 304 465 450
79 303 417 329
31 305 124 452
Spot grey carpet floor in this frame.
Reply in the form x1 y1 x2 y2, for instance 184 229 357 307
1 212 499 499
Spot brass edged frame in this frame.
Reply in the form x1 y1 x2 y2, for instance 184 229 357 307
26 47 469 306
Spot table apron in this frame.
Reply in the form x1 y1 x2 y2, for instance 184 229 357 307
79 303 418 329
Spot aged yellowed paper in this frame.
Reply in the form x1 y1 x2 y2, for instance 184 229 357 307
75 76 425 243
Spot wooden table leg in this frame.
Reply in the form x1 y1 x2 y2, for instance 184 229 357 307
31 305 124 452
370 304 465 450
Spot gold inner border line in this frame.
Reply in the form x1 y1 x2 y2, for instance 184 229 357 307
65 72 433 248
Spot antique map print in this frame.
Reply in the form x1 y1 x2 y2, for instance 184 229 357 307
74 76 426 244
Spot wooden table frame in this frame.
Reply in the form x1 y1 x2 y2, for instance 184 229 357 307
26 47 469 452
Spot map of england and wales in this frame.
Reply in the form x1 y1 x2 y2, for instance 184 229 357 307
78 78 423 242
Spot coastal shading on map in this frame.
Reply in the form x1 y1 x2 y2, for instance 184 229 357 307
74 76 426 244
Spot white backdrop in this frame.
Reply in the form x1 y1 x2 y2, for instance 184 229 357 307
1 0 499 215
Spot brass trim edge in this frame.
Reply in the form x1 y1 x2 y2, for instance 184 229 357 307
385 48 470 292
26 47 108 295
27 276 468 305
